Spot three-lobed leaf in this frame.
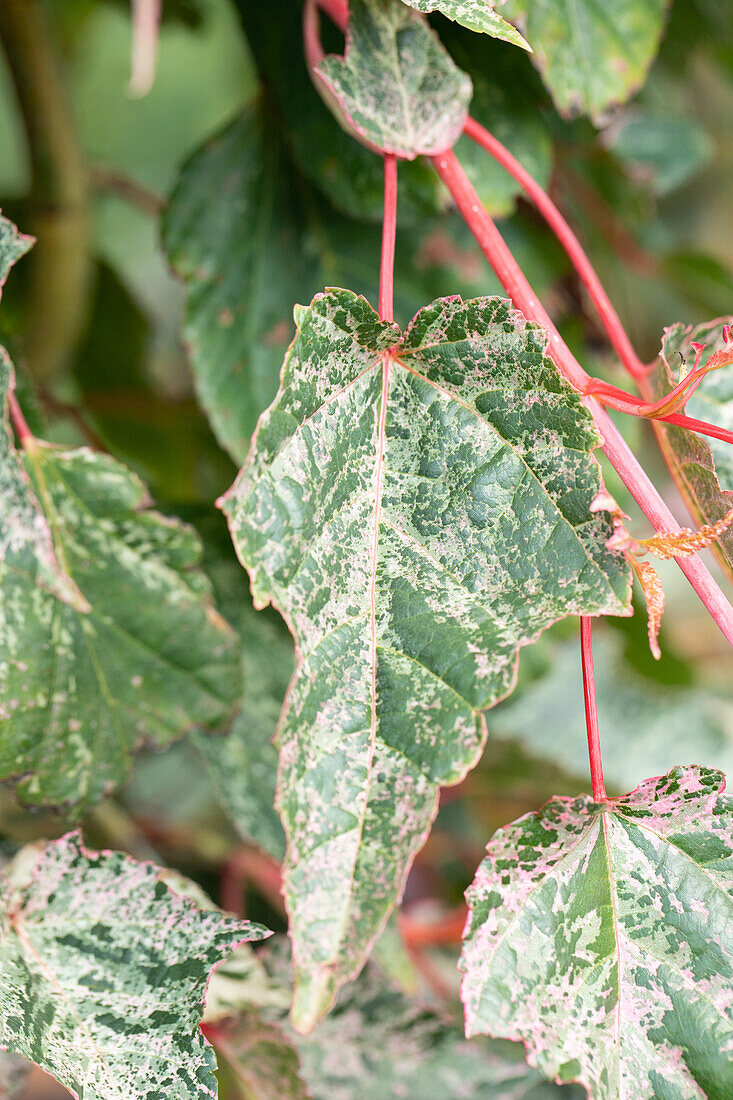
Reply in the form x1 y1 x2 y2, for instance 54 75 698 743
0 832 270 1100
314 0 473 158
461 765 733 1098
222 287 630 1030
398 0 530 49
649 319 733 581
501 0 669 123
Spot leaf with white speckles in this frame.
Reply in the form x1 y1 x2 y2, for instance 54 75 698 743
649 319 733 581
399 0 529 48
221 288 631 1030
0 832 270 1100
0 426 241 813
461 765 733 1098
314 0 473 158
501 0 669 123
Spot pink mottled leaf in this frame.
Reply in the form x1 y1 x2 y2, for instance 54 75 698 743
462 765 733 1097
0 831 270 1100
221 288 630 1031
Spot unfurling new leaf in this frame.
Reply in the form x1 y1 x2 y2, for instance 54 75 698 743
0 832 270 1100
222 287 630 1031
462 765 733 1099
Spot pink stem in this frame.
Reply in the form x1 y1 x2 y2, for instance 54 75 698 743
580 617 606 801
463 116 647 380
432 149 733 647
315 0 348 30
8 389 34 448
380 154 398 322
303 0 327 70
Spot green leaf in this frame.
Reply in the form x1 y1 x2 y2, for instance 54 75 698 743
0 831 270 1100
221 288 631 1030
492 631 733 793
461 765 733 1098
208 943 580 1099
193 559 293 861
501 0 669 123
649 319 733 580
1 351 88 611
0 406 241 812
209 1016 309 1100
314 0 473 158
399 0 530 48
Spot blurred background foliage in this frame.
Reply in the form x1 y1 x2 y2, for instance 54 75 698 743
0 0 732 1096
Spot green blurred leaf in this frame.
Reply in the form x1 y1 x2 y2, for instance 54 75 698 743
501 0 669 123
609 112 713 195
462 765 733 1098
491 631 733 792
0 831 269 1100
193 558 293 861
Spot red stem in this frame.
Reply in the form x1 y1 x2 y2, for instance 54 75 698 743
303 0 326 69
463 117 647 380
580 617 606 801
8 388 35 448
315 0 348 30
380 154 398 322
584 381 733 445
432 149 733 646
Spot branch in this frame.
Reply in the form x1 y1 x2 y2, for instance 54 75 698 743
0 0 90 385
464 117 647 380
432 149 733 647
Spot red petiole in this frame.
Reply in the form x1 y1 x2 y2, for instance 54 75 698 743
580 617 606 802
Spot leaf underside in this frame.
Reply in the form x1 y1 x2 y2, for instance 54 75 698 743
461 765 733 1099
0 832 269 1100
399 0 530 48
650 319 733 581
0 394 241 813
315 0 473 158
222 287 630 1030
501 0 669 123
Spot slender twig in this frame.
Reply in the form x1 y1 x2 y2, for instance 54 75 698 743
89 165 163 217
463 117 647 380
380 154 398 323
431 149 733 646
7 387 35 449
580 618 606 801
129 0 161 98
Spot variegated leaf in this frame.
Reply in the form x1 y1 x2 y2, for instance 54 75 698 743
0 831 270 1100
649 318 733 580
314 0 473 158
462 765 733 1098
221 288 630 1030
501 0 669 123
399 0 529 48
0 421 241 813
